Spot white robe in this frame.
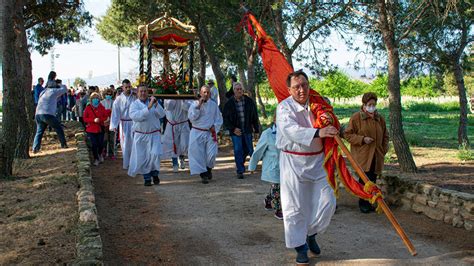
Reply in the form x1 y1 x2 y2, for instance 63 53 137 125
187 100 223 175
161 100 191 159
276 96 336 248
110 93 136 169
127 99 166 177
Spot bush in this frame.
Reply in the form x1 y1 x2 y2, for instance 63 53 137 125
457 143 474 161
403 101 460 112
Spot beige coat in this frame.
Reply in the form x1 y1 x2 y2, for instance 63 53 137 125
344 111 389 175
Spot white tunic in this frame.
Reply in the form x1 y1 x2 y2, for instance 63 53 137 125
127 99 166 177
276 96 336 248
161 100 191 159
210 86 220 106
110 93 136 169
187 100 223 175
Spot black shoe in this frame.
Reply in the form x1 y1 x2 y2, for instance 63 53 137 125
153 176 160 185
61 144 68 149
200 173 209 184
359 199 375 213
295 244 309 264
307 234 321 255
207 167 212 180
144 180 152 186
237 173 244 179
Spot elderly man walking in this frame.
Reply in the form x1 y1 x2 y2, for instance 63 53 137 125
188 85 223 184
110 79 136 170
276 70 339 264
128 85 166 186
162 99 192 172
223 82 260 179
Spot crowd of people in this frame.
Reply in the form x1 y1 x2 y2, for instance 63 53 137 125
32 70 389 264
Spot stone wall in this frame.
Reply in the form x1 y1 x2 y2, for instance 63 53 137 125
378 175 474 231
74 131 103 264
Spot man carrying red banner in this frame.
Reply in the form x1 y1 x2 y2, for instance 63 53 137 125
276 70 339 264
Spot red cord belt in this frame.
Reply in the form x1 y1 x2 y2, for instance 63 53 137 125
192 126 217 142
134 129 161 134
282 149 323 156
169 120 188 154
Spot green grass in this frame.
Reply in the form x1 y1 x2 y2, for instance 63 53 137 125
262 101 474 150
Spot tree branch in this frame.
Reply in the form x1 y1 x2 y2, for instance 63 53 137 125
291 3 351 53
348 6 379 25
399 1 431 41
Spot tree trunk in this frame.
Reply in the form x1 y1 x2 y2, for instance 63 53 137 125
238 66 248 91
452 61 469 145
196 21 227 106
378 0 417 173
15 37 33 159
246 40 257 104
386 46 418 173
198 40 206 88
271 8 293 67
1 0 26 177
256 83 268 119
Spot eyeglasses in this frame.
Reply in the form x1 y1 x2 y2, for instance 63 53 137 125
290 83 309 91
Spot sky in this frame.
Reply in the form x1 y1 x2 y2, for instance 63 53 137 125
28 0 373 87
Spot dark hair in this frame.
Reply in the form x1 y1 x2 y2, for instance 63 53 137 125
38 77 44 82
122 79 131 84
362 92 378 104
55 79 62 84
109 84 115 88
231 75 237 82
47 71 57 81
286 70 309 87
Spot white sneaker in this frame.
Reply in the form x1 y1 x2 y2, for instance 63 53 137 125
99 155 104 163
93 159 100 166
173 165 179 173
179 158 186 169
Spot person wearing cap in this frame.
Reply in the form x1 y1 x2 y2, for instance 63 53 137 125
109 79 136 170
128 84 166 186
207 79 220 106
83 92 108 166
32 71 68 153
188 85 223 184
222 82 260 179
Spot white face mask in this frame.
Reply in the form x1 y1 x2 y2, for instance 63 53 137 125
366 106 376 113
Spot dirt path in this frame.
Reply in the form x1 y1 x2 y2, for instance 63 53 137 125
93 146 474 265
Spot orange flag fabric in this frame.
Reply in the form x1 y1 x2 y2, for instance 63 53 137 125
242 12 382 203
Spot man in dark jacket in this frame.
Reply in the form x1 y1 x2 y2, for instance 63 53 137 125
223 82 260 179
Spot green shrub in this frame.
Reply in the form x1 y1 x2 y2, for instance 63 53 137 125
403 101 460 112
457 143 474 161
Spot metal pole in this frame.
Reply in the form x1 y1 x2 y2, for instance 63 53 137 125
118 45 121 83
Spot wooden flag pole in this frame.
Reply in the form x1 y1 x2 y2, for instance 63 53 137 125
334 136 417 256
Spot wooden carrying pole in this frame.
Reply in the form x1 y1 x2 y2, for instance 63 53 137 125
334 136 418 256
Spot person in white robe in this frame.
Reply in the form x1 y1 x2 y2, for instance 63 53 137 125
276 70 339 264
188 85 223 184
128 85 166 186
109 79 136 170
207 79 220 106
161 99 191 172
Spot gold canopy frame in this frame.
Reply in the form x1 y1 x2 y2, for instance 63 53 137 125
138 13 198 99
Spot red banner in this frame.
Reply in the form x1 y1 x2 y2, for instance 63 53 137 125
242 12 382 203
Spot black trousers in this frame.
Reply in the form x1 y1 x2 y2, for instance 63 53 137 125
87 132 104 160
359 157 377 211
